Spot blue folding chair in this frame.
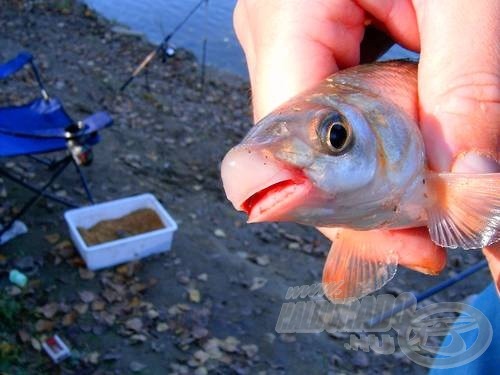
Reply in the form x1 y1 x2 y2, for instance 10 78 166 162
0 51 113 239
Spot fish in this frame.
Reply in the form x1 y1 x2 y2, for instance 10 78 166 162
220 60 499 302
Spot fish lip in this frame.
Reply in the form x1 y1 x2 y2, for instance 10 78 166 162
240 175 313 223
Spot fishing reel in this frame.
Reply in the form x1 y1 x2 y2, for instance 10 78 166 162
160 43 176 63
64 122 93 166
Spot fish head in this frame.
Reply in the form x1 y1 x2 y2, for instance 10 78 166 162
221 61 422 227
221 94 381 225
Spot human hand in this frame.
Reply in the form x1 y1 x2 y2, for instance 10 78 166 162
233 0 499 289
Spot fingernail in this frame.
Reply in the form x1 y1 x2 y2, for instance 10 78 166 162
452 152 500 174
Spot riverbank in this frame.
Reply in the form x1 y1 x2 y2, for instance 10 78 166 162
0 1 490 374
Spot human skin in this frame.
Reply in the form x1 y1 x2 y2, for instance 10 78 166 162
233 0 499 290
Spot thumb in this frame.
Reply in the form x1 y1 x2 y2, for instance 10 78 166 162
414 0 499 172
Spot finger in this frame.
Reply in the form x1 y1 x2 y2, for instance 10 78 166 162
483 244 500 294
318 227 447 275
413 0 500 172
356 0 420 51
233 0 365 121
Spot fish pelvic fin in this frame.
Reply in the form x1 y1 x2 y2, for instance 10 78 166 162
426 172 500 249
321 228 398 303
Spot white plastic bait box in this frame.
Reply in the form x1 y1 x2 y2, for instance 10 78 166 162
64 193 177 270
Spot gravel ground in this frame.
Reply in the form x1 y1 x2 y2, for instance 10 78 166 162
0 1 491 374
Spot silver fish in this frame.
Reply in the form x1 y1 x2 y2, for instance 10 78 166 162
221 61 499 302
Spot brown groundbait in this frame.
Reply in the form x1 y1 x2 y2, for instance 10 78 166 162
78 209 165 246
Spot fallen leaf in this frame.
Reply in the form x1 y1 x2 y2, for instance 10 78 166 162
220 336 239 353
74 303 89 315
78 268 95 280
125 317 143 332
102 288 120 303
44 233 60 244
194 367 208 375
54 240 75 258
197 273 208 282
156 322 169 332
213 228 226 238
35 319 55 333
146 309 159 319
129 282 147 294
256 255 270 266
31 337 42 351
87 351 100 365
203 339 222 359
129 361 147 373
62 312 77 326
193 350 210 364
91 299 106 311
79 290 96 303
188 288 201 303
191 326 208 339
18 330 31 343
39 302 59 319
242 344 259 358
249 277 267 291
130 334 147 343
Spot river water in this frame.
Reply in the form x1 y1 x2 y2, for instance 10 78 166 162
83 0 247 76
83 0 418 78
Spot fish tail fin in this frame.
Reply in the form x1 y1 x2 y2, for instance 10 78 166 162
322 229 398 303
426 172 500 249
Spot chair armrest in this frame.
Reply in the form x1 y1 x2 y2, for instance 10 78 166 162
0 52 33 80
82 111 113 132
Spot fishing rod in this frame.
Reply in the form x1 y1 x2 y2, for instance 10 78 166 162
366 259 489 327
120 0 208 92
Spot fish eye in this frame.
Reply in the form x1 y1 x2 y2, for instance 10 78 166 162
317 113 353 154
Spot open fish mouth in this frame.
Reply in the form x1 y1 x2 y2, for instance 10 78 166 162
241 178 312 223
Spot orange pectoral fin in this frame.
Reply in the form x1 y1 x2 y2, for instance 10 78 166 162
320 228 398 303
426 172 500 249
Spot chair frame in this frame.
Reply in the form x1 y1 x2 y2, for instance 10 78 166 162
0 52 108 238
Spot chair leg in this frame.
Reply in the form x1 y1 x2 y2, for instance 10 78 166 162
0 156 74 237
72 159 94 204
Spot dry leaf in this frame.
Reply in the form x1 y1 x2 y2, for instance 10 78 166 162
74 303 89 315
256 255 270 266
242 344 259 358
87 351 100 365
156 322 169 332
54 240 75 258
79 290 96 303
197 273 208 282
146 309 159 319
193 350 210 364
78 268 95 280
31 337 42 351
220 336 239 353
18 330 31 343
125 317 143 332
194 367 208 375
129 361 147 373
44 233 60 244
213 228 226 238
129 282 147 294
62 312 77 326
188 288 201 303
130 334 147 343
249 277 267 291
39 302 59 319
91 300 106 311
35 319 55 333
